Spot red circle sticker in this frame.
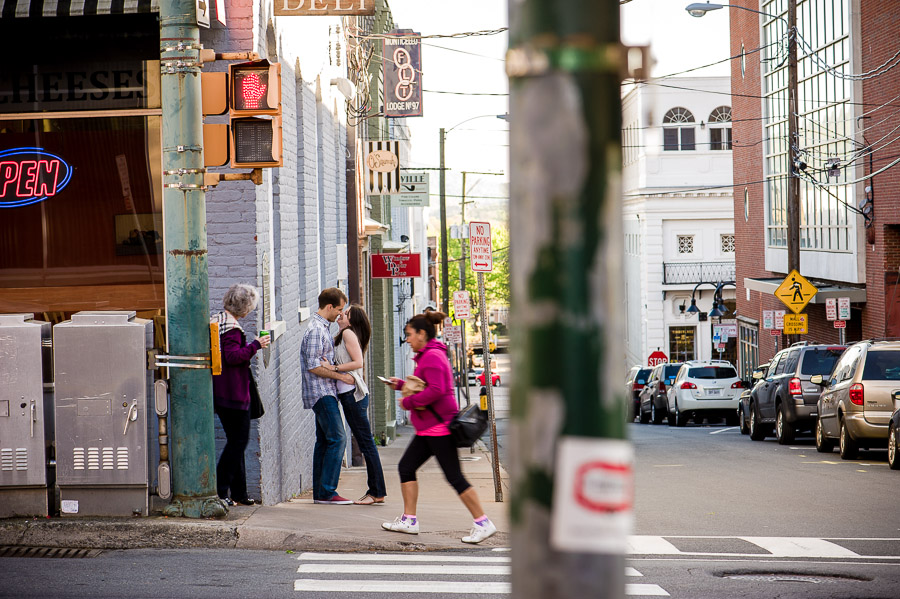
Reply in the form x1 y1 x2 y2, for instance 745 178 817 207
573 460 633 513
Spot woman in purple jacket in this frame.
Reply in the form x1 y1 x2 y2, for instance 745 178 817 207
381 311 496 544
211 283 271 507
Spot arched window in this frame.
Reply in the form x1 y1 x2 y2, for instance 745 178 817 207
709 106 732 151
663 107 696 151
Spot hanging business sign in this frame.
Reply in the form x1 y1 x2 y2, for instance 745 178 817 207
395 172 429 207
370 253 422 278
0 147 73 208
383 29 423 117
362 140 401 195
274 0 375 16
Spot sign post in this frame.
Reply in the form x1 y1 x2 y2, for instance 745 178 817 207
470 221 501 501
837 297 850 344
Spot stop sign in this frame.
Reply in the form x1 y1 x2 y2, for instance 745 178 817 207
648 351 668 367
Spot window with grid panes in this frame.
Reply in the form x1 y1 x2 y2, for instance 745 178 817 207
709 106 732 150
761 0 853 251
663 107 696 151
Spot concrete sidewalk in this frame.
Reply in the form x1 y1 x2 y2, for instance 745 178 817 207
0 426 510 552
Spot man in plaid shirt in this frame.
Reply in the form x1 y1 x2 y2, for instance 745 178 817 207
300 287 355 504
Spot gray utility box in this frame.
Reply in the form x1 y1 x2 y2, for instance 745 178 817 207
0 314 54 518
54 311 153 517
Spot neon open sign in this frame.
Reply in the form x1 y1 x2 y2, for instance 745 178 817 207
0 147 73 208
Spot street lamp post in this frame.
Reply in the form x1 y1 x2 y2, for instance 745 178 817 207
439 114 508 314
687 2 801 316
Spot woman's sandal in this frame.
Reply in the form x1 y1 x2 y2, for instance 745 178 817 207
354 494 385 505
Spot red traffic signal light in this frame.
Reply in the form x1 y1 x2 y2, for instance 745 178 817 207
228 60 282 168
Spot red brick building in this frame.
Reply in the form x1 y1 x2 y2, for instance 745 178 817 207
729 0 900 378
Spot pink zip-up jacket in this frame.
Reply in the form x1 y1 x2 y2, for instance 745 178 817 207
398 338 457 435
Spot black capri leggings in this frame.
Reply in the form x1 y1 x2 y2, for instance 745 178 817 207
398 434 472 495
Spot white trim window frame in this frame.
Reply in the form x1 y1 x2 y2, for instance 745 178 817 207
663 107 696 151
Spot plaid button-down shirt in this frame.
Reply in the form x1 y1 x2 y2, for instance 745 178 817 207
300 313 338 409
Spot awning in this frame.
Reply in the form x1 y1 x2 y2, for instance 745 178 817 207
362 217 388 237
0 0 158 18
744 277 867 304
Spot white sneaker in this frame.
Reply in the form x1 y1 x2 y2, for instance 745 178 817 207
382 516 419 535
462 519 497 544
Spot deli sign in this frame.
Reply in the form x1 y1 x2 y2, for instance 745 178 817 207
370 253 422 279
0 147 73 208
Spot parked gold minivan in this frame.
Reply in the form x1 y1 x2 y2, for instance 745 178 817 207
812 340 900 459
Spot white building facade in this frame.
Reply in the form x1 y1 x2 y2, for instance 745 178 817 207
622 77 737 368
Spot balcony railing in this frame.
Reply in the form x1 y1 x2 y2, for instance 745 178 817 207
663 261 735 285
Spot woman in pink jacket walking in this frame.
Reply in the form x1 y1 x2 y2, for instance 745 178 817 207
381 311 496 544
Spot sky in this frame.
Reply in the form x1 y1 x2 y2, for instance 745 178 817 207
384 0 731 216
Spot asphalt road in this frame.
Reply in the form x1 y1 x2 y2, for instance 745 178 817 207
5 372 900 598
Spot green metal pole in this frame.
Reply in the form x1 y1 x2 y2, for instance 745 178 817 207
508 0 627 596
159 0 226 519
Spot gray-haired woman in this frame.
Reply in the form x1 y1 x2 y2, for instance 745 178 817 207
211 283 271 507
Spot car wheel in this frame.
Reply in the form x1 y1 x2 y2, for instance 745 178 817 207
839 419 858 460
675 402 688 427
815 418 835 453
775 404 795 445
651 402 664 425
639 407 650 424
738 407 750 434
888 424 900 471
667 406 676 427
749 403 767 441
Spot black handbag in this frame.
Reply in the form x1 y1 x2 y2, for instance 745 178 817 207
426 402 488 448
249 375 265 420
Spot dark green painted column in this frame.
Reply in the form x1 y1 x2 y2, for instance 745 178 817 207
159 0 226 519
508 0 628 595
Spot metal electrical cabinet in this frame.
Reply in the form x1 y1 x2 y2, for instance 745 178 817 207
53 311 153 517
0 314 54 518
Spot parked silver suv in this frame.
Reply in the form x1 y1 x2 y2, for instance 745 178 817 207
812 339 900 459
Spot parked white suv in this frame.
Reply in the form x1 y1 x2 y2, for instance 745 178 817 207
666 360 744 427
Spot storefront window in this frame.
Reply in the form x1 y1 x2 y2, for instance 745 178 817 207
669 326 696 362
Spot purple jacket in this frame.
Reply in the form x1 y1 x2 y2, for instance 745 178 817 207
400 339 457 433
212 328 261 410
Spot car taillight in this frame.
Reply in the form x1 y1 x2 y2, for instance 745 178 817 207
633 383 645 390
680 382 697 389
659 382 666 393
849 383 864 405
731 381 745 389
788 377 802 395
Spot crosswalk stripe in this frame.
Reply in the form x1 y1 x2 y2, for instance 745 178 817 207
294 580 510 594
739 537 860 558
294 580 668 596
627 583 670 596
628 537 681 555
298 552 510 563
298 563 509 575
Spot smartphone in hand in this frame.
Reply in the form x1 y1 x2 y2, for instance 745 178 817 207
377 375 393 384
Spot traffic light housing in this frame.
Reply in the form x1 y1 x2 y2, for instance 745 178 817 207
228 60 283 168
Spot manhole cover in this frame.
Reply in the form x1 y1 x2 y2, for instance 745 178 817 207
0 546 102 559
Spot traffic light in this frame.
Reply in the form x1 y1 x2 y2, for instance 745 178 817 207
229 60 283 168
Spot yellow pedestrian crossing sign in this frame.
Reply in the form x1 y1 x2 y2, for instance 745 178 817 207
774 270 818 314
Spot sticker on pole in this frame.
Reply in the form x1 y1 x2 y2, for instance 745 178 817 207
551 437 633 554
469 221 493 272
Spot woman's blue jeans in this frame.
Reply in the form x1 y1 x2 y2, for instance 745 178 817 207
338 391 387 498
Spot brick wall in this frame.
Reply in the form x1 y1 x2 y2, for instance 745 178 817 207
200 3 349 504
860 1 900 338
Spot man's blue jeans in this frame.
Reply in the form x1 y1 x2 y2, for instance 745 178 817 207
312 395 346 500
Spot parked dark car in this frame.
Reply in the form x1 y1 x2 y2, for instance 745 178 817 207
747 343 847 444
638 362 683 424
738 362 770 435
625 366 652 422
813 339 900 459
